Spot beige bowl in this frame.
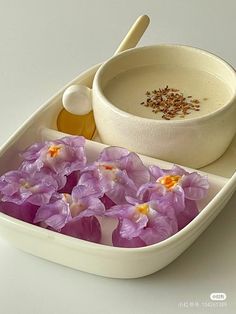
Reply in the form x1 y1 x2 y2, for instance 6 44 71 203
92 45 236 168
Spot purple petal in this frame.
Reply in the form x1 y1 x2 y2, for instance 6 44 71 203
34 198 71 231
80 162 97 173
72 185 88 202
149 165 188 181
59 171 79 194
167 165 188 176
105 185 127 205
137 182 166 202
103 170 137 204
105 204 133 219
176 199 199 230
0 170 27 192
125 195 139 205
148 165 165 180
61 216 101 243
100 195 115 209
119 152 150 187
139 216 175 245
150 199 176 219
59 135 85 147
112 223 146 248
72 183 102 202
20 142 45 161
0 201 38 223
78 172 104 195
120 216 148 239
76 197 105 218
98 146 129 162
149 200 178 232
181 173 209 200
170 185 185 211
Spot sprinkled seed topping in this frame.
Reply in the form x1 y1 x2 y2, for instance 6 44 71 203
140 86 204 120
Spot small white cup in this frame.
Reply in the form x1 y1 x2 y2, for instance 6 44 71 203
92 45 236 168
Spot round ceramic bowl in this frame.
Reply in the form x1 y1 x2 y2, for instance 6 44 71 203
92 45 236 168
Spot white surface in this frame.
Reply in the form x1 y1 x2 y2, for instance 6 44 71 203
0 0 235 313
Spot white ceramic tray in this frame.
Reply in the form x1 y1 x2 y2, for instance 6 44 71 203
0 64 236 278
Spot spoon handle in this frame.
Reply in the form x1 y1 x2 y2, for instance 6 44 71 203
58 15 150 138
114 15 150 55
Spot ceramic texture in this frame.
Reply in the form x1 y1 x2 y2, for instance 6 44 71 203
92 45 236 168
0 64 236 278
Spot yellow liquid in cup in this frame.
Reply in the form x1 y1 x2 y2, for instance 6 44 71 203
57 109 96 139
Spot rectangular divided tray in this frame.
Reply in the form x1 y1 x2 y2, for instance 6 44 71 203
0 64 235 278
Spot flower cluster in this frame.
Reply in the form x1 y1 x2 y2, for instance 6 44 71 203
0 136 209 248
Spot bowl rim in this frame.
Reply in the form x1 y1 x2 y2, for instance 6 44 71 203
93 44 236 125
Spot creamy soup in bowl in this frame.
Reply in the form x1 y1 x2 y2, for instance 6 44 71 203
92 45 236 168
104 64 233 120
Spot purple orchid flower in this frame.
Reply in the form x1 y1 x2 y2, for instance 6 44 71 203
138 165 209 209
0 170 58 206
106 196 178 248
79 147 150 204
0 134 211 246
98 147 150 188
20 136 86 189
34 184 105 243
137 165 209 230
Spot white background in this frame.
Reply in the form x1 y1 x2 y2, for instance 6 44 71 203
0 1 235 313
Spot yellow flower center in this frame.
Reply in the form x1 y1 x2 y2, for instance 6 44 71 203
22 181 30 189
101 164 115 171
99 163 118 181
70 202 86 217
159 175 181 190
62 193 71 202
48 145 61 158
136 203 149 215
